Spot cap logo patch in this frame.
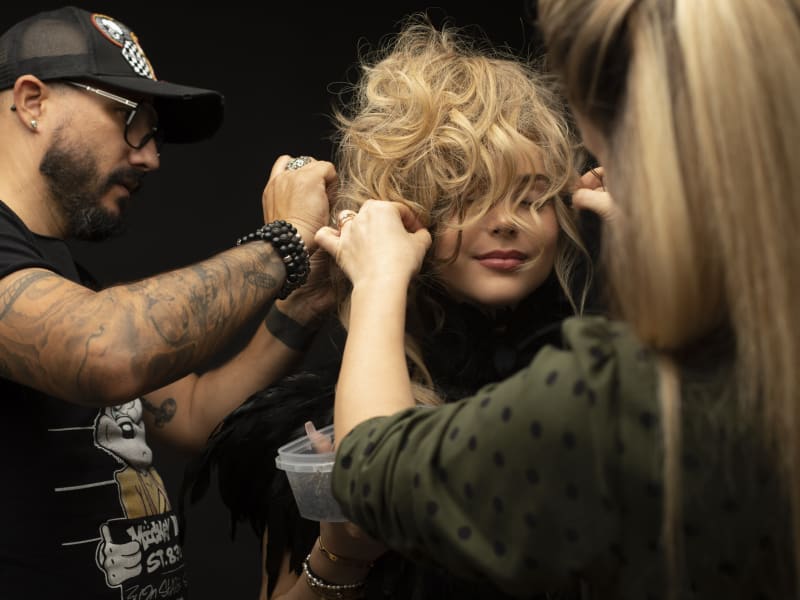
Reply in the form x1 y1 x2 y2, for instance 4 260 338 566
91 13 157 80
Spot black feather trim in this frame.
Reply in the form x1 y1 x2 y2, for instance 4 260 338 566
180 271 601 598
181 368 336 530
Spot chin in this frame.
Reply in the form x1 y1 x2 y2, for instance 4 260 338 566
107 194 129 215
471 294 526 309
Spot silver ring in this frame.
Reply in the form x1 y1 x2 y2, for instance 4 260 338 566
285 155 315 171
336 209 358 229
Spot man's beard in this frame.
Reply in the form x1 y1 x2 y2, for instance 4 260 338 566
39 130 144 241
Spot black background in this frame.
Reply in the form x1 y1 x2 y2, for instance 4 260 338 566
6 2 541 597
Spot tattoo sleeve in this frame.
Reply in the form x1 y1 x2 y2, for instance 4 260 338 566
0 242 286 405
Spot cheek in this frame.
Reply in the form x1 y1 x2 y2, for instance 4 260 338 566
433 226 459 261
528 206 560 255
539 211 560 251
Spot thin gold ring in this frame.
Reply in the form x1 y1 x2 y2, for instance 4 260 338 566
336 209 357 229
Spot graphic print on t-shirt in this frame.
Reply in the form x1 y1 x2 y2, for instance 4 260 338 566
93 400 187 598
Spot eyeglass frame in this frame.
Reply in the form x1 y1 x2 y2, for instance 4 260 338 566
64 81 164 151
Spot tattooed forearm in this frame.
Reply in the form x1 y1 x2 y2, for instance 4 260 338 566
139 346 197 386
0 356 8 379
185 261 222 331
128 245 282 347
0 270 57 319
0 242 288 404
74 324 105 392
244 270 279 289
141 396 177 427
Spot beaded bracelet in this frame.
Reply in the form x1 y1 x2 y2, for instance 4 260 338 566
236 220 310 300
302 553 367 600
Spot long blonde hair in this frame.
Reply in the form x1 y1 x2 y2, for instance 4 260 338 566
330 14 593 403
538 0 800 592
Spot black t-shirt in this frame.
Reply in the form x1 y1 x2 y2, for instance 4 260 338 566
0 201 188 599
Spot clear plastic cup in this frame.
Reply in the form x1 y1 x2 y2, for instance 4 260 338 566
274 423 347 522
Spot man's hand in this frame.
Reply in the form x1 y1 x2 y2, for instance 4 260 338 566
262 155 338 252
274 249 336 327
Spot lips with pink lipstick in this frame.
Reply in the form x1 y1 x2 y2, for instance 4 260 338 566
475 250 528 271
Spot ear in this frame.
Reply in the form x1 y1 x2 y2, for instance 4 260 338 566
11 75 49 125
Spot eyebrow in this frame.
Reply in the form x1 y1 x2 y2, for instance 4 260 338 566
513 174 552 192
515 173 551 182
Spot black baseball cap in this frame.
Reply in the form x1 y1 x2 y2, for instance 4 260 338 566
0 6 224 143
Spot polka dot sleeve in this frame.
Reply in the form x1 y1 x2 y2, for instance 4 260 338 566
332 316 660 597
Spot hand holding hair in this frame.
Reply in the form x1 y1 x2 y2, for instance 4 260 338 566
262 154 338 253
315 200 432 289
572 166 617 221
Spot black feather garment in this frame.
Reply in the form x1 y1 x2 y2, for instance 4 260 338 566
181 274 589 599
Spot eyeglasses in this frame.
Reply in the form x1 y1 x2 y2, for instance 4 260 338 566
65 81 164 151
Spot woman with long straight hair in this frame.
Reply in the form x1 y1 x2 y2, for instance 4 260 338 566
315 1 800 598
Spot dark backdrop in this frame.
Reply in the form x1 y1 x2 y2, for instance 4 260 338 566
5 2 540 597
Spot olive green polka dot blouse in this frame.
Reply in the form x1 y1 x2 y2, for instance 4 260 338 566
332 316 792 599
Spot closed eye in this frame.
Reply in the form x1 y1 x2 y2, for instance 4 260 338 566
518 174 552 209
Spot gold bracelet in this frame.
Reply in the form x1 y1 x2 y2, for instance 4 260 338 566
317 536 374 569
302 553 366 600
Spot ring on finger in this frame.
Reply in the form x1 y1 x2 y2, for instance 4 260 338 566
286 155 315 171
336 209 358 229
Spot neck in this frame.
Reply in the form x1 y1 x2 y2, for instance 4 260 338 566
0 140 64 238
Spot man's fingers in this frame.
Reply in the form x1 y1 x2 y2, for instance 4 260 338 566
314 226 340 256
270 154 293 178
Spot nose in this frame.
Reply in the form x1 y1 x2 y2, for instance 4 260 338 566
128 139 160 170
487 208 518 238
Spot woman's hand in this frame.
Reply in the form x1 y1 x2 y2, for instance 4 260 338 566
318 520 387 567
307 422 388 566
572 166 617 222
315 200 431 289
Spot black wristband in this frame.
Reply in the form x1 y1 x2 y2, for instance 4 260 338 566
236 220 310 300
264 303 318 351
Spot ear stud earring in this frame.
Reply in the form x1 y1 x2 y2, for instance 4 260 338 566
30 119 38 129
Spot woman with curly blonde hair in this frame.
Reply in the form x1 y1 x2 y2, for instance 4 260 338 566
328 15 598 406
183 14 603 600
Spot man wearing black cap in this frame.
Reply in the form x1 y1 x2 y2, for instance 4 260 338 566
0 6 335 598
